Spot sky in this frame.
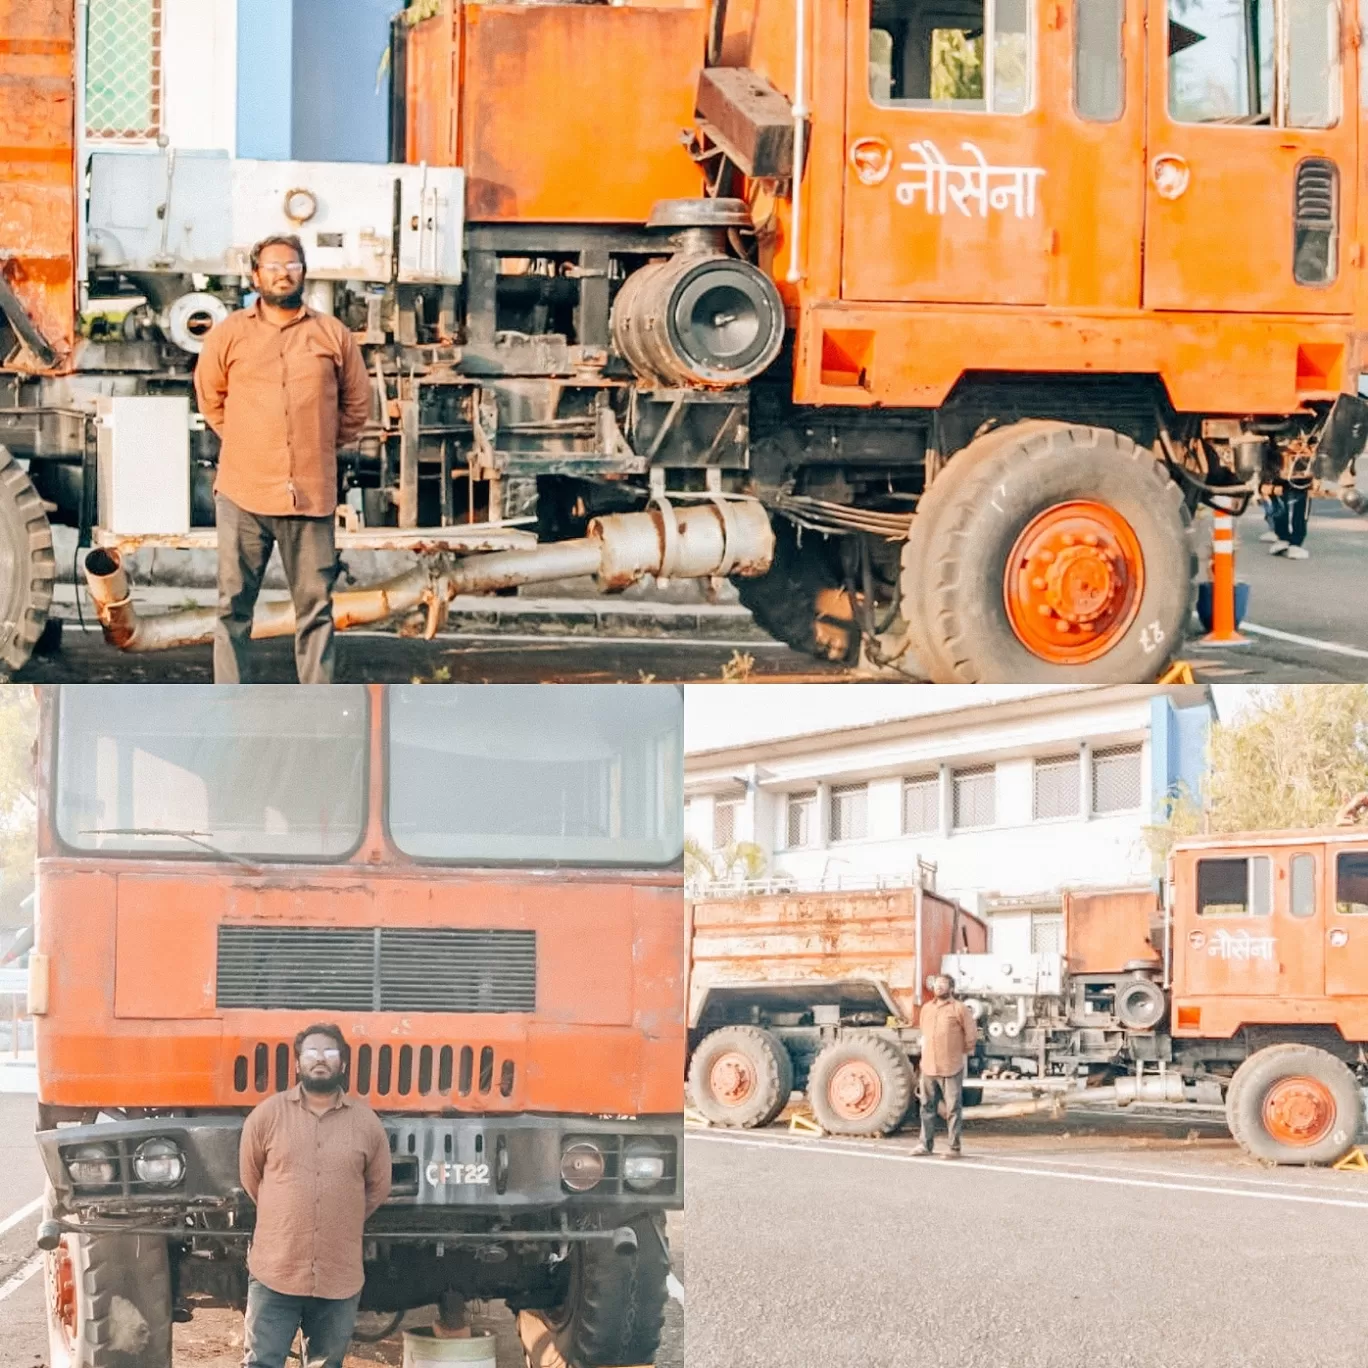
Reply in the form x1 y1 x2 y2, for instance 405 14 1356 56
682 684 1254 753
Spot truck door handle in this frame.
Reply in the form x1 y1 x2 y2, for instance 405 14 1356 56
1329 928 1349 947
1151 154 1190 200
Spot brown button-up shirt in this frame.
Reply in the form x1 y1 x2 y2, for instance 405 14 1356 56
239 1085 392 1300
194 302 371 518
918 997 978 1078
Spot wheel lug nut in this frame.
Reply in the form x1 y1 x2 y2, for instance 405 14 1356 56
1037 604 1052 617
1055 620 1071 633
1084 533 1099 546
1031 576 1047 590
1062 534 1076 546
1038 550 1055 563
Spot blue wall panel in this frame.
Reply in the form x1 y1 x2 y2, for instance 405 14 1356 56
236 0 294 160
292 0 394 163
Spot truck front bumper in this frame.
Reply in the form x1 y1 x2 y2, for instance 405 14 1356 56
37 1112 682 1221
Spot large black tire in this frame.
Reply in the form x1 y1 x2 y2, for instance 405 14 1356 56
0 445 56 679
687 1025 794 1129
1225 1044 1362 1166
548 1215 670 1368
44 1187 173 1368
901 422 1196 683
734 519 857 663
807 1032 914 1137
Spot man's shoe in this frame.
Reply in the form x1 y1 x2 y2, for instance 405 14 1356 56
910 1145 932 1156
943 1148 962 1160
1285 545 1310 560
1268 540 1290 555
1259 530 1281 542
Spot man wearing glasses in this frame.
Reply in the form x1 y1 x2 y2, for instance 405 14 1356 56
194 235 371 683
239 1024 391 1368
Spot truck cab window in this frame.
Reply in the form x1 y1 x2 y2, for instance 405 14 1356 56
1074 0 1125 121
1168 0 1339 127
1334 851 1368 913
1290 853 1316 916
869 0 1033 112
1197 856 1271 916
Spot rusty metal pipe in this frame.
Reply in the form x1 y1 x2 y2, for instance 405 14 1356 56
83 499 774 653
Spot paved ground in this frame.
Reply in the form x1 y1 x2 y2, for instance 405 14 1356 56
17 499 1368 683
684 1105 1368 1368
0 1095 682 1368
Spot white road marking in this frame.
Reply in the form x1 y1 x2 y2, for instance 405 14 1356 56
0 1254 42 1304
0 1197 42 1238
1239 622 1368 661
688 1132 1368 1212
667 1273 685 1305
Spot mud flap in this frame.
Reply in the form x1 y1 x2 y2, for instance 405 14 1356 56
1312 393 1368 481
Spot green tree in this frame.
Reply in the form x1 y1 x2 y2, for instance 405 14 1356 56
685 837 768 895
1144 686 1368 869
0 688 38 924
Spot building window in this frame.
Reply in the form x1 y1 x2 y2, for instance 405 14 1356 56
1033 754 1080 821
86 0 164 140
830 783 868 843
952 766 995 829
1091 744 1142 814
902 775 939 834
1030 913 1063 954
786 791 817 848
713 800 737 850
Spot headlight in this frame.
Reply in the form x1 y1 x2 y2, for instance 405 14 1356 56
68 1145 116 1187
560 1142 605 1193
133 1138 185 1187
622 1141 667 1192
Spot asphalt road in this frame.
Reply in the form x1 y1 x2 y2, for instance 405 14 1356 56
684 1108 1368 1368
0 1095 683 1368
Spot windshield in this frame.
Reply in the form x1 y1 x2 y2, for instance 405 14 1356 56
55 686 368 859
387 685 683 866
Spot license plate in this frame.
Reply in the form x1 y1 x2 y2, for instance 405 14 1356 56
425 1161 491 1187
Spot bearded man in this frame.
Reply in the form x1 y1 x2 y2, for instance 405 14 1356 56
194 235 371 683
238 1024 391 1368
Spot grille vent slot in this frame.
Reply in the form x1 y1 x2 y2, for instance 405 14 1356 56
217 926 537 1013
1293 159 1338 286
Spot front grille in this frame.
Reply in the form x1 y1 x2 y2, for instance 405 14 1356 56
230 1038 518 1101
217 926 537 1013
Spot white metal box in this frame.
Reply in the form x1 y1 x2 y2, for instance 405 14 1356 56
96 396 191 536
940 952 1066 997
87 152 465 283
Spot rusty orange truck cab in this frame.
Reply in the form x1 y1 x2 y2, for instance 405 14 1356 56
30 684 684 1368
5 0 1368 682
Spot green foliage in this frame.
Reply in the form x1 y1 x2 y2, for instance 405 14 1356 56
685 837 768 894
930 29 983 101
0 689 38 923
1143 687 1368 869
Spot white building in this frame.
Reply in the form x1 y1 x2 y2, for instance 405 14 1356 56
684 685 1213 959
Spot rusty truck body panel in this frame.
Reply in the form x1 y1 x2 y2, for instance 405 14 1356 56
1061 886 1162 976
687 883 986 1030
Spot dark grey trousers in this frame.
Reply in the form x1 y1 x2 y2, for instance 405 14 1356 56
919 1070 965 1152
214 495 337 684
242 1277 360 1368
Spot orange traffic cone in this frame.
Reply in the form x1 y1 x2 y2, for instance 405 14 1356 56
1201 511 1249 645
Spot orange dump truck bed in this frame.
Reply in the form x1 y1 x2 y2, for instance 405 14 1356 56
687 883 986 1028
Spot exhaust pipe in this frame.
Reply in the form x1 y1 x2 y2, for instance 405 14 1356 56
84 500 774 653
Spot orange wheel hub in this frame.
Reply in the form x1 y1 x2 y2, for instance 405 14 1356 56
1262 1076 1336 1148
1004 501 1145 664
49 1238 77 1352
709 1052 758 1107
828 1060 883 1121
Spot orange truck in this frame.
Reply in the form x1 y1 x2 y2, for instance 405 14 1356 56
689 833 1368 1166
29 683 684 1368
686 880 989 1132
6 0 1368 681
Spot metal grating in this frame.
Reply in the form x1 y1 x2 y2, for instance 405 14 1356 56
1091 745 1141 814
830 783 868 842
713 801 737 850
85 0 163 140
952 766 995 829
217 926 537 1013
786 793 815 848
1033 755 1080 821
902 776 939 834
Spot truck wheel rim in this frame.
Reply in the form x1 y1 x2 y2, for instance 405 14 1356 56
828 1061 883 1120
709 1052 758 1106
1004 501 1145 665
1262 1075 1335 1147
48 1239 77 1352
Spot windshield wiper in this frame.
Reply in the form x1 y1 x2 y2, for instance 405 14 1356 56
80 828 260 868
